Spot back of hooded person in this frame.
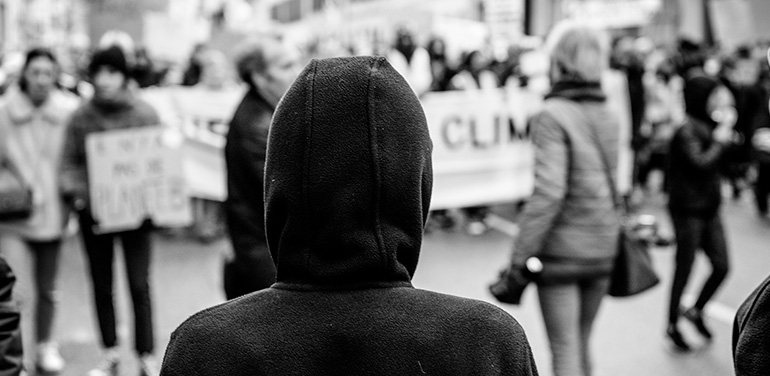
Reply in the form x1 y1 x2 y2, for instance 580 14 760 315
734 274 770 375
160 56 538 376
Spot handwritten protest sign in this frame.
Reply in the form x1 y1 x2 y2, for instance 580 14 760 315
86 126 192 233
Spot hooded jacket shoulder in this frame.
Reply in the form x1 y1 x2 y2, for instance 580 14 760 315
161 57 539 376
733 274 770 375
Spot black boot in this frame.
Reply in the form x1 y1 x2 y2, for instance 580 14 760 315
683 307 713 340
666 324 691 351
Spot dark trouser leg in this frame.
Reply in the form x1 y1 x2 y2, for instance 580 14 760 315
668 214 703 324
27 239 62 343
119 227 154 355
694 214 729 310
78 212 117 348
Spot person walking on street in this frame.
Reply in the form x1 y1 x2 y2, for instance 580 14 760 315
222 37 301 300
60 45 161 376
0 48 78 374
665 72 736 351
160 56 539 376
506 23 620 376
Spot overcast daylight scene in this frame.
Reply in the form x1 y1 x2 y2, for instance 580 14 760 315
0 0 768 375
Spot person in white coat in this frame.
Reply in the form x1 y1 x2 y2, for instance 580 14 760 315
0 47 78 374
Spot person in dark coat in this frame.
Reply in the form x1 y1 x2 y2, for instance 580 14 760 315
733 274 770 375
60 45 162 376
665 73 736 351
222 38 301 300
160 56 539 376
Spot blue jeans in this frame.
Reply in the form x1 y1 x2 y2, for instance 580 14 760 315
538 277 610 376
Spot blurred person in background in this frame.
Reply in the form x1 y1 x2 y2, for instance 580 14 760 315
611 36 647 195
750 48 770 218
753 95 770 218
387 26 432 97
450 49 499 91
182 43 208 87
495 44 525 88
665 73 736 351
673 38 707 81
161 55 539 376
60 45 161 376
719 46 764 200
426 37 454 92
506 22 619 376
222 37 301 300
132 46 163 89
636 53 678 192
0 47 78 374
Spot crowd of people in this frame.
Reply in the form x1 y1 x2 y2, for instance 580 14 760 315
0 19 767 376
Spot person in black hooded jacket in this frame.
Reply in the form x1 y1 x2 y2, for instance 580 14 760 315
665 72 736 351
159 56 539 376
733 274 770 375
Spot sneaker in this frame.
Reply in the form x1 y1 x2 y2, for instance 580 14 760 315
139 354 159 376
666 324 691 351
88 351 119 376
36 341 65 373
684 307 713 339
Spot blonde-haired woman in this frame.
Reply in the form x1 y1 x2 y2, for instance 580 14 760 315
507 22 619 376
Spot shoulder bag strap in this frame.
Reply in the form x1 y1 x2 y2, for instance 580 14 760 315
547 98 622 213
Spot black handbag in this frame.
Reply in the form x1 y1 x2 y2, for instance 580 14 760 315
0 166 32 221
608 222 660 297
489 266 531 305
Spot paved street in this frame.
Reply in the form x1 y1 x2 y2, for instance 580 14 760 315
2 185 768 376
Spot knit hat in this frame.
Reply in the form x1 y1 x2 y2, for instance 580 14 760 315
88 45 130 78
683 72 720 125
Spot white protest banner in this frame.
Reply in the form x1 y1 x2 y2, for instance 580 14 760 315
423 88 541 210
140 81 631 211
86 126 192 233
142 87 243 201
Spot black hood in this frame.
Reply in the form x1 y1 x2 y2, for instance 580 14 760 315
265 56 433 287
684 73 720 126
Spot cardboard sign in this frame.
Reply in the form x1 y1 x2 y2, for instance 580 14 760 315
86 126 192 233
142 87 243 201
